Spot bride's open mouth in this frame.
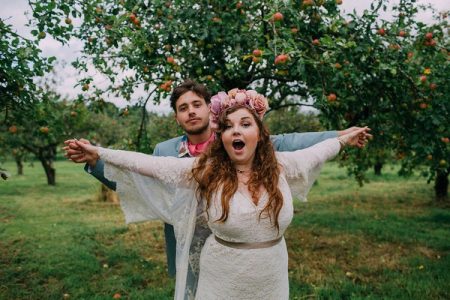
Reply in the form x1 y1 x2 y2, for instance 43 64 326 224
232 139 245 151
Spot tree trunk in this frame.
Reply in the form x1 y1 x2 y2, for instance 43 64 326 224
434 170 449 201
15 157 23 175
374 162 383 176
40 158 56 185
97 184 119 204
37 145 57 186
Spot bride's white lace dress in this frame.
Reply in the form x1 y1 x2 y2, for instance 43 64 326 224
98 138 340 299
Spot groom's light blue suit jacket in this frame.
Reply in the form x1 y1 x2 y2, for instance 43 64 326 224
86 131 337 277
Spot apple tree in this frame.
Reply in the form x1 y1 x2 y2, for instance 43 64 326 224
29 0 449 199
3 91 92 185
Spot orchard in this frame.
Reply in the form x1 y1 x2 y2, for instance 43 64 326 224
1 0 449 199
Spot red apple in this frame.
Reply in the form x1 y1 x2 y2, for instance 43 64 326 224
40 127 49 134
377 28 385 36
8 125 17 134
274 54 289 65
425 32 433 40
252 49 262 57
398 30 406 37
429 83 437 90
291 27 299 34
167 56 176 65
272 12 283 22
327 93 337 102
420 75 427 83
312 39 320 46
441 137 449 143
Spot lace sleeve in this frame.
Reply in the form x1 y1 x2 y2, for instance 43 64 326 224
97 148 196 225
98 148 194 186
276 138 340 201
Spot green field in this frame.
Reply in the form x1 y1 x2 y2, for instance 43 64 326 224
1 160 449 299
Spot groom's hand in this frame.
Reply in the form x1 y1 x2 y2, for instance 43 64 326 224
339 127 371 148
338 126 373 141
63 139 98 168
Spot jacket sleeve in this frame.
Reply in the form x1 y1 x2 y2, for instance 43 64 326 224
270 131 338 152
84 160 117 191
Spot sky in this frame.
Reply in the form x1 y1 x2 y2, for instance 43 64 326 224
1 0 448 113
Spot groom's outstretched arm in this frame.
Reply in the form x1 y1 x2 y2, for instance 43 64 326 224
83 160 117 190
271 131 338 152
271 127 364 151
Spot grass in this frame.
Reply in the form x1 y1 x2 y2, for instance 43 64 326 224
0 160 449 299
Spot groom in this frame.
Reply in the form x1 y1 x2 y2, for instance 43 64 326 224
65 79 360 278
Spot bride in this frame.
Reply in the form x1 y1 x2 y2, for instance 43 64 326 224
72 89 370 299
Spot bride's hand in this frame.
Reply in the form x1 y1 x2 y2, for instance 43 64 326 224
339 127 371 148
71 140 100 163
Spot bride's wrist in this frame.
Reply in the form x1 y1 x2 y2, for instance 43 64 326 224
337 136 347 149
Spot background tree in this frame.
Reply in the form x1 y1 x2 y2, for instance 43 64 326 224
0 18 55 118
28 0 449 199
3 91 92 185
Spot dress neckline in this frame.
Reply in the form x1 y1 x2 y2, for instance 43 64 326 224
236 189 268 208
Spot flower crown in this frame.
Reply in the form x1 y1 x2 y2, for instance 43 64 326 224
209 88 269 130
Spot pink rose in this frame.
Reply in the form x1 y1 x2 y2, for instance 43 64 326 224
250 95 269 118
227 88 238 98
210 95 222 114
245 90 258 100
235 92 247 104
217 91 229 102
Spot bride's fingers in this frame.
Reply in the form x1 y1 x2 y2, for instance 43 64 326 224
69 154 85 160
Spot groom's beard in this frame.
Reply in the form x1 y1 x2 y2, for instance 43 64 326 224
183 122 210 135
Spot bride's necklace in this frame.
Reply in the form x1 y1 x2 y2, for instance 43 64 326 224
236 168 251 174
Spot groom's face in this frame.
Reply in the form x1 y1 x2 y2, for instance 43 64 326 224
174 91 210 135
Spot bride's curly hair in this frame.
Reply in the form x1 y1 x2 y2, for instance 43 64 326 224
191 106 284 231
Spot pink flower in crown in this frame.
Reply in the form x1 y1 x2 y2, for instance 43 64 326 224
234 92 247 105
228 88 238 98
245 90 258 100
210 94 222 115
250 94 269 118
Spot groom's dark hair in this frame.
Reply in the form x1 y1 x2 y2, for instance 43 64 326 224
170 79 211 112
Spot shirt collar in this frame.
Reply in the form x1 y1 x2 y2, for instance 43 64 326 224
177 133 216 158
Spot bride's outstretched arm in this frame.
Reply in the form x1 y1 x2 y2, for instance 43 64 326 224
73 140 194 185
277 127 371 200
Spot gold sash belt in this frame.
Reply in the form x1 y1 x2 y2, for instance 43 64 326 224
214 235 283 249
